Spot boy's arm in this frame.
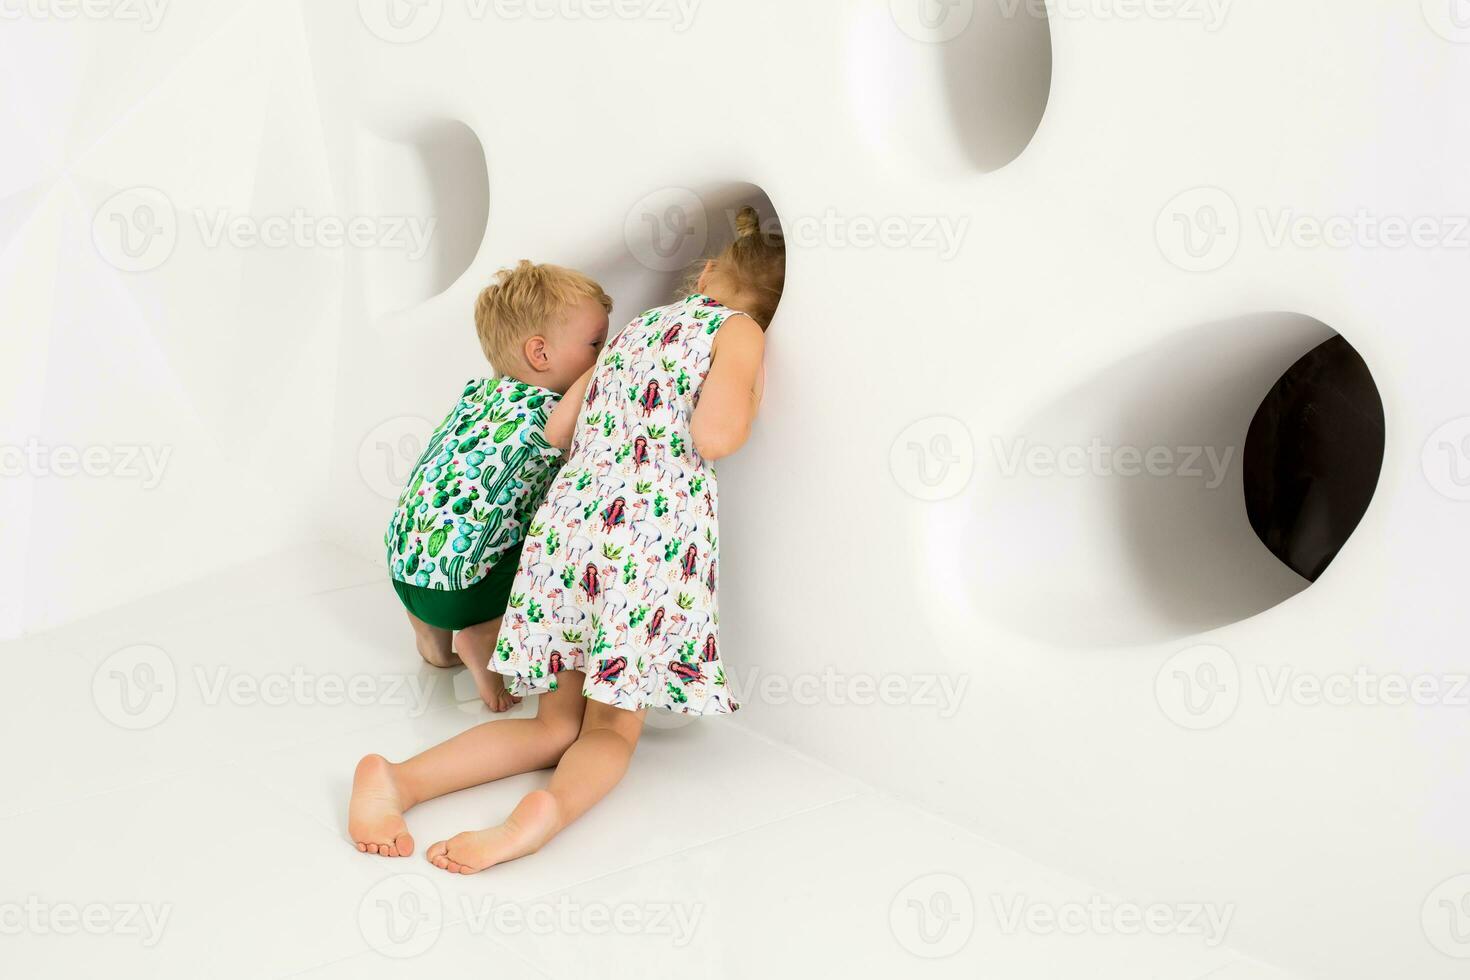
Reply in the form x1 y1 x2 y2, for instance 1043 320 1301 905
690 315 766 461
545 366 595 453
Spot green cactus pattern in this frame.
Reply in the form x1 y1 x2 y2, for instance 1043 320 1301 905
385 376 562 592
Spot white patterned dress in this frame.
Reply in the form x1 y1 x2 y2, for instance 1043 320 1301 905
492 293 742 715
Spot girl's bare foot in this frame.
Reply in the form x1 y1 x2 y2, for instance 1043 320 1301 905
348 754 415 857
426 789 560 874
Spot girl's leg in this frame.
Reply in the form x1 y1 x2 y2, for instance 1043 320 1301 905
455 616 520 712
407 609 458 668
348 673 587 857
426 698 647 875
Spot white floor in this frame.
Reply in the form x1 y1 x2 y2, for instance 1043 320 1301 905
2 547 1295 979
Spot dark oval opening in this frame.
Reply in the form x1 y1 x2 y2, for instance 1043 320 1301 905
1243 335 1385 582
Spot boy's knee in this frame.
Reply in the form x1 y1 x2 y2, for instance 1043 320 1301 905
417 645 458 669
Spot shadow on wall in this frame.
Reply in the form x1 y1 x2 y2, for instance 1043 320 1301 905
355 119 489 318
850 2 1052 173
941 2 1053 171
962 314 1381 648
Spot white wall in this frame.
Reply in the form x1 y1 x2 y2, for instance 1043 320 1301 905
302 5 1470 976
1 0 344 633
10 1 1468 975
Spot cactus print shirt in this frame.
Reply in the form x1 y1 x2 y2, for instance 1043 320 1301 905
386 377 562 592
491 294 744 716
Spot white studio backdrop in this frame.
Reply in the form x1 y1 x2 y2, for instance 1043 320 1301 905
3 2 1469 977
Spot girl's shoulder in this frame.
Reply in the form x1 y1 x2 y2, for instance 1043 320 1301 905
621 295 718 334
618 295 752 352
677 293 753 332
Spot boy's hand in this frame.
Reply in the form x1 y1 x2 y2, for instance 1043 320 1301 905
545 365 596 453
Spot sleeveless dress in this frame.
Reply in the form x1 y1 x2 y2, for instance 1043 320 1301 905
492 293 743 715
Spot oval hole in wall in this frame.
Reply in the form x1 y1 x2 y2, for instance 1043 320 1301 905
849 1 1052 173
959 314 1375 648
1242 336 1385 582
592 182 785 333
356 119 489 318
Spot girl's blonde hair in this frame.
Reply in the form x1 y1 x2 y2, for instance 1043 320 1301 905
475 261 612 371
694 206 786 329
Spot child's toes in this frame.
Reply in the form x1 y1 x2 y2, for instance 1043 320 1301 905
427 840 467 873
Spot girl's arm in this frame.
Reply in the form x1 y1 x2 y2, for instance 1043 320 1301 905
545 366 595 452
690 315 766 461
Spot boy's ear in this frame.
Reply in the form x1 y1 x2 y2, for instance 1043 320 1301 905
523 335 549 372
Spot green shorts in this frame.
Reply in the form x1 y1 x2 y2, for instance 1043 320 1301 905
391 546 523 631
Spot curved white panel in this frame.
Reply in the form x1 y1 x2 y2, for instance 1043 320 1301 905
356 119 488 318
849 1 1052 174
961 313 1338 647
10 3 1468 977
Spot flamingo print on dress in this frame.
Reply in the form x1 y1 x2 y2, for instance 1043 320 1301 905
492 294 743 714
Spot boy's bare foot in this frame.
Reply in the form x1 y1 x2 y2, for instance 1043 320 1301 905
349 754 415 857
426 789 560 874
474 669 522 713
455 618 518 711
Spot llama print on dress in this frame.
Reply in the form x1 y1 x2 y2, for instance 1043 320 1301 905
492 294 742 715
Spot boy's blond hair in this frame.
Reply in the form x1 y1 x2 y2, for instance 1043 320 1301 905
475 261 613 371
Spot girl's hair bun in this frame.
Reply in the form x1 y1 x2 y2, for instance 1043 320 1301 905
735 206 762 240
